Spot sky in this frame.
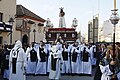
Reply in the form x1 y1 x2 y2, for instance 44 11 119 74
17 0 120 35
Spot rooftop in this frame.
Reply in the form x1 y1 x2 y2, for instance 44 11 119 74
16 5 45 22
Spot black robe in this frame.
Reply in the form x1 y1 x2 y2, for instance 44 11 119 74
72 52 77 62
30 48 37 62
39 47 46 62
72 47 79 62
93 47 96 58
3 49 10 70
82 48 89 62
62 47 68 61
12 48 19 74
51 54 57 71
93 65 102 80
12 58 17 74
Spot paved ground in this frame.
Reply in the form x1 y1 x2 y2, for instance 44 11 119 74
0 68 96 80
0 74 94 80
0 73 94 80
26 75 94 80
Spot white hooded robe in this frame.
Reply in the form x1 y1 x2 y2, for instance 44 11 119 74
9 40 26 80
49 44 63 80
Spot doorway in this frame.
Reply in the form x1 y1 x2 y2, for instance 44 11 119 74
22 34 28 45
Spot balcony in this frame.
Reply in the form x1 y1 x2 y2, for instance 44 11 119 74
0 22 12 32
16 26 31 32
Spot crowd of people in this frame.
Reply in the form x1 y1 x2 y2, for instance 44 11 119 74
0 38 120 80
26 39 98 79
94 42 120 80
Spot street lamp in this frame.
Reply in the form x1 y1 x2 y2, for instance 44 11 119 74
8 17 14 44
109 0 119 79
33 29 36 42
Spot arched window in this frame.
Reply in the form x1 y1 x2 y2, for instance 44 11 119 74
22 34 28 45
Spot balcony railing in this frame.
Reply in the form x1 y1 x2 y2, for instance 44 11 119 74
16 26 31 32
0 22 12 32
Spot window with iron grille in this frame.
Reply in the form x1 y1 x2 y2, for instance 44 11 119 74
0 12 3 22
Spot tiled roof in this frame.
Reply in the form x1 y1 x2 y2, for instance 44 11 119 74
16 5 45 22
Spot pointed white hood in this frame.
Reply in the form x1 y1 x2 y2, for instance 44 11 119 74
13 40 22 51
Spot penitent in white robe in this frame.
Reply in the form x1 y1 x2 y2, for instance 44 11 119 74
26 47 37 74
90 45 97 66
61 45 71 74
81 46 92 75
35 46 47 75
71 46 81 74
49 45 63 80
9 40 26 80
45 43 51 73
